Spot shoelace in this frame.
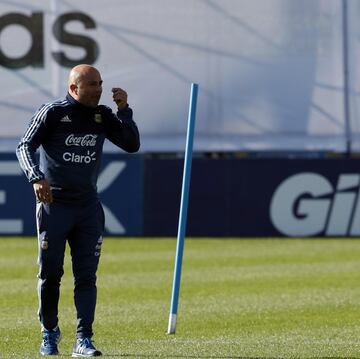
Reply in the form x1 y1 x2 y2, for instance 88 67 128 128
42 333 57 347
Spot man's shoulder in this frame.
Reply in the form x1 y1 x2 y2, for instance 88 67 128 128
96 105 117 123
97 104 113 114
36 98 71 116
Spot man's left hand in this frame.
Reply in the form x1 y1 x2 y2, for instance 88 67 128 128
112 88 128 111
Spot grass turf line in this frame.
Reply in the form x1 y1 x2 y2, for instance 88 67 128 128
0 237 360 358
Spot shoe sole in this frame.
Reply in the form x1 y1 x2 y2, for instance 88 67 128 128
72 351 102 357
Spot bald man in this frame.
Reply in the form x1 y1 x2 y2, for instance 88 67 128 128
16 64 140 357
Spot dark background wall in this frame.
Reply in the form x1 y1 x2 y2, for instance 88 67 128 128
1 153 360 237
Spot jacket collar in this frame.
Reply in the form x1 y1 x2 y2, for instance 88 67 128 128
66 93 98 111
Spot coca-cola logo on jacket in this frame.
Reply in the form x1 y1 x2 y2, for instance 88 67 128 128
65 134 98 147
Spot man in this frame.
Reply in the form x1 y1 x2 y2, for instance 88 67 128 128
16 64 140 357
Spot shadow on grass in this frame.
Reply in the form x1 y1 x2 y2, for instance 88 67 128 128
103 355 286 359
103 354 282 359
102 356 360 359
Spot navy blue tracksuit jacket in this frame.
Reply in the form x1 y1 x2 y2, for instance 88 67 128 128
17 93 139 204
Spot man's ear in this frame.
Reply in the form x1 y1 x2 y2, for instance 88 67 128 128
69 84 78 95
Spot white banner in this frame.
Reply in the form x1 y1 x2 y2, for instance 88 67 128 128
0 0 354 152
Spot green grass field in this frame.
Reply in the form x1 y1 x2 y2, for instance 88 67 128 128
1 237 360 358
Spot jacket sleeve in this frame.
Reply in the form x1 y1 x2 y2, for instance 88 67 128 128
16 104 50 183
104 105 140 153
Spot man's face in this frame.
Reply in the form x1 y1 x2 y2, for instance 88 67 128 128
75 70 103 108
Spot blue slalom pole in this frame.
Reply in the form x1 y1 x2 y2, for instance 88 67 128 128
168 83 199 335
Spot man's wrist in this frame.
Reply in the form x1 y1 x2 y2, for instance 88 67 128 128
117 103 128 112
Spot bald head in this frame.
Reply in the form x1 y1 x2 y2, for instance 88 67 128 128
68 64 103 108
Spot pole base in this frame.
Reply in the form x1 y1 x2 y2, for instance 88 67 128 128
167 313 177 334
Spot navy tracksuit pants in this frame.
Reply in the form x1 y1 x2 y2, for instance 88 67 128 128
36 200 105 338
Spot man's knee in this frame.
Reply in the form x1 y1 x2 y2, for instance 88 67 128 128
74 271 97 289
38 261 64 282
